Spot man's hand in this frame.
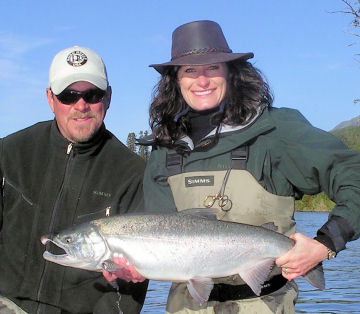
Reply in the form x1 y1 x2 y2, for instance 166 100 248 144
102 256 146 283
276 232 328 281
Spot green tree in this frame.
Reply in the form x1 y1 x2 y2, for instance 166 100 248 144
137 130 150 161
332 125 360 150
295 193 335 212
126 132 136 153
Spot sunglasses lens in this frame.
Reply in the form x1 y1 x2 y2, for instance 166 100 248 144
83 89 106 104
56 90 81 104
55 89 106 104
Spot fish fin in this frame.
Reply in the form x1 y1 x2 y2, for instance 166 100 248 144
261 222 278 232
303 263 325 290
181 208 219 220
169 282 181 296
187 277 214 305
102 259 123 273
238 258 275 296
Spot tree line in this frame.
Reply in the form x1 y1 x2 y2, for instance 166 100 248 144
126 131 151 161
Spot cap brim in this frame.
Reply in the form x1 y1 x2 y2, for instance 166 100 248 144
50 73 108 95
149 52 254 74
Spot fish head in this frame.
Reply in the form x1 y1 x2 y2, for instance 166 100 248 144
41 223 110 272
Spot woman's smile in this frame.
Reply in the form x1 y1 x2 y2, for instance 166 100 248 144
178 63 227 111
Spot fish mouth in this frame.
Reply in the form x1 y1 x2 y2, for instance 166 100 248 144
41 235 73 262
41 235 94 269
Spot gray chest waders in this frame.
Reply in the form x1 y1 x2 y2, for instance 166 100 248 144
166 146 295 235
166 146 295 287
164 146 298 313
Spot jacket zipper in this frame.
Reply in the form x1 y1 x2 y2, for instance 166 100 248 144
36 143 73 314
77 206 112 220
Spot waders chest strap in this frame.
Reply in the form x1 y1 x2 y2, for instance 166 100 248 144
231 146 248 170
166 145 248 176
166 153 183 176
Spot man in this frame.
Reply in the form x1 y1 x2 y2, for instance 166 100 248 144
0 46 148 314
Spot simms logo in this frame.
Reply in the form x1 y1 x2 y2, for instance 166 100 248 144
185 176 214 187
93 191 111 198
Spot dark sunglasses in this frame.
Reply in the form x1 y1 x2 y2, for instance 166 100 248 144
55 88 106 104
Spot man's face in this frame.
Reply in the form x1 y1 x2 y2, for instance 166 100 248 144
47 81 111 143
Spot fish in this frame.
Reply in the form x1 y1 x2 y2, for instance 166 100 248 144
41 210 325 304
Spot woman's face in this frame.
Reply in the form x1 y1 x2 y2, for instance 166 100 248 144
177 63 227 111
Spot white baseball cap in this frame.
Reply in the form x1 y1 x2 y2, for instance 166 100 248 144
49 46 108 95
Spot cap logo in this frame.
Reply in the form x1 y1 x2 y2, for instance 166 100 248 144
66 50 88 67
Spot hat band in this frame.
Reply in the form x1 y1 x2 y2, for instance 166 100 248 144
172 47 232 61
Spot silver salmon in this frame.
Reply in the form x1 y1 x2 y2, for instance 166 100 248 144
41 211 325 304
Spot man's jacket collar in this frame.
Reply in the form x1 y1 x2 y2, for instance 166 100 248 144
50 120 108 158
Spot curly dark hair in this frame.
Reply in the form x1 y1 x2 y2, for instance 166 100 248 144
149 59 273 145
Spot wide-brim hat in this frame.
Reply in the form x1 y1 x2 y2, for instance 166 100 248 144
149 20 254 74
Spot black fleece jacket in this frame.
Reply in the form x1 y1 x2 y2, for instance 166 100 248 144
0 120 148 314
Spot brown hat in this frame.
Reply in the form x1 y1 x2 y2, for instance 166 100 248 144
149 20 254 74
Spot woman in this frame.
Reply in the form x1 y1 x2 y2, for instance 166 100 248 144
104 20 360 313
140 20 360 313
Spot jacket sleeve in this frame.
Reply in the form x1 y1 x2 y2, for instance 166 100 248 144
272 109 360 252
143 147 177 212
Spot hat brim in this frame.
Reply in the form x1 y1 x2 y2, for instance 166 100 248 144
149 52 254 74
50 73 108 95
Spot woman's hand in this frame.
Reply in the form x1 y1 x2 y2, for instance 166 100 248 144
275 232 328 281
102 256 146 283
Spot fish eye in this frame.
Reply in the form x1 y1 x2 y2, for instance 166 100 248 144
65 236 72 243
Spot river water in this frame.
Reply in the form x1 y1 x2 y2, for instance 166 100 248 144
141 212 360 313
